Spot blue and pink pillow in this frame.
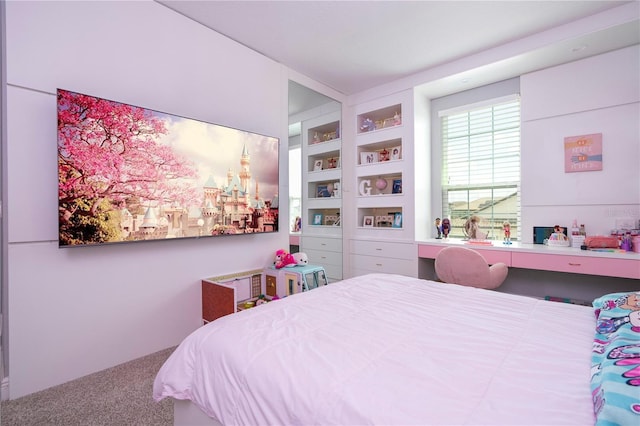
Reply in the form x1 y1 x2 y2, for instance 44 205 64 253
591 291 640 425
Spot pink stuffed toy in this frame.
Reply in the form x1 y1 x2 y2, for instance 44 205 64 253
274 249 296 269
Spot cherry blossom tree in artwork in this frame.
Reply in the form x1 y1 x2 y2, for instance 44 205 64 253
58 90 200 244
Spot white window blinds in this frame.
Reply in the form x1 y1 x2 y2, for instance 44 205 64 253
440 96 521 239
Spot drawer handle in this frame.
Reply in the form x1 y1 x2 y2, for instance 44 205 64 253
568 262 581 266
376 263 383 266
376 248 382 251
321 256 327 259
321 243 326 246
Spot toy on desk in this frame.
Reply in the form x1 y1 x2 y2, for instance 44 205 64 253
547 225 570 247
292 252 309 266
274 249 296 269
620 233 633 252
463 215 487 240
503 221 512 245
435 218 442 239
441 218 451 239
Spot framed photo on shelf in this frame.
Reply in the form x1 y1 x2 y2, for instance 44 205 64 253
360 152 378 165
313 159 323 171
378 149 390 162
363 215 374 228
327 157 338 169
375 215 393 227
393 212 403 228
390 146 401 160
313 213 324 226
316 184 331 198
392 179 402 194
324 214 338 226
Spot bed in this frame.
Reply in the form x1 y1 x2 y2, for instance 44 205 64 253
153 273 639 425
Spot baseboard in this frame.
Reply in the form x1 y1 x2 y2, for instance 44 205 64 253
1 376 8 401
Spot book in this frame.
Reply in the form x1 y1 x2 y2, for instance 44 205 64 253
392 179 402 194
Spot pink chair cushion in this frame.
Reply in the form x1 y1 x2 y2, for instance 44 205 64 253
434 246 508 289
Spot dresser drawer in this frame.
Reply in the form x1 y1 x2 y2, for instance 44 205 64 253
302 236 342 252
512 252 640 279
304 248 343 267
350 254 415 275
351 239 415 259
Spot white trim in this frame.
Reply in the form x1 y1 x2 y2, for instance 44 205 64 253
438 94 519 117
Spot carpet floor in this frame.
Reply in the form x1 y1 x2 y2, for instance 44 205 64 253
1 346 176 426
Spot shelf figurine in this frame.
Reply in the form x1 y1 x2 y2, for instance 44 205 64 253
360 117 375 132
435 218 442 239
503 221 512 245
441 218 451 239
393 111 401 126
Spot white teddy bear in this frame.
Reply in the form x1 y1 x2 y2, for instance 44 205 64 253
292 252 309 266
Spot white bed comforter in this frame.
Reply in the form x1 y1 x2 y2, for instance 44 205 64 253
154 273 596 425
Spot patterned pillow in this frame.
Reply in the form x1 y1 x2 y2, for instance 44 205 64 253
591 291 640 425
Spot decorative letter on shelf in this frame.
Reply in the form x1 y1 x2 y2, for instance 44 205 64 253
359 179 372 196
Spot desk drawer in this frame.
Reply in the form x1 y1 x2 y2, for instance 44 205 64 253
418 244 511 266
512 252 640 279
351 240 415 259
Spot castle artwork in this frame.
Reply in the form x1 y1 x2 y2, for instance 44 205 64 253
57 89 279 247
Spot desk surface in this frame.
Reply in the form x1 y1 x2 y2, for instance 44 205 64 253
417 238 640 261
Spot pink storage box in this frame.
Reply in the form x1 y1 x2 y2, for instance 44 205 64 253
632 236 640 253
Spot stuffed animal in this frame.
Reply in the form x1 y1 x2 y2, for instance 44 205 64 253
274 249 296 269
292 252 309 266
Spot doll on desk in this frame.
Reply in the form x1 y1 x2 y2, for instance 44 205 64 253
438 218 451 239
503 221 512 245
549 225 568 241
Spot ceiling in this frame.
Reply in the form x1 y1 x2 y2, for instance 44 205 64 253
158 0 639 102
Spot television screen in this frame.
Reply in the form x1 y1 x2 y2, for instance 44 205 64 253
57 89 280 247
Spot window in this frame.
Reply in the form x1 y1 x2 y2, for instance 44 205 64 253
440 96 520 240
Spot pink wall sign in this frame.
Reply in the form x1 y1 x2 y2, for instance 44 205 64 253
564 133 603 173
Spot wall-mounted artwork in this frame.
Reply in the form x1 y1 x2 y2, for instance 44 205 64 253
57 89 280 247
564 133 603 173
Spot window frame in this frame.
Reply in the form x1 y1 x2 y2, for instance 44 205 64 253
439 95 521 240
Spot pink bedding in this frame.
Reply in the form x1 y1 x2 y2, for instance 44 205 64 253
154 273 596 425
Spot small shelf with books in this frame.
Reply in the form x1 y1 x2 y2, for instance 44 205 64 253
309 180 341 199
357 174 402 197
357 104 402 134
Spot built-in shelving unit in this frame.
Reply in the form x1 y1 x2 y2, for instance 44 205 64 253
301 110 343 281
349 90 418 278
355 101 407 234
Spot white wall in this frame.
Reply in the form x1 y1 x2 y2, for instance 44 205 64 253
4 1 289 398
520 45 640 241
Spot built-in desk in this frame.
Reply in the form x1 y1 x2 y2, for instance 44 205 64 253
418 239 640 280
